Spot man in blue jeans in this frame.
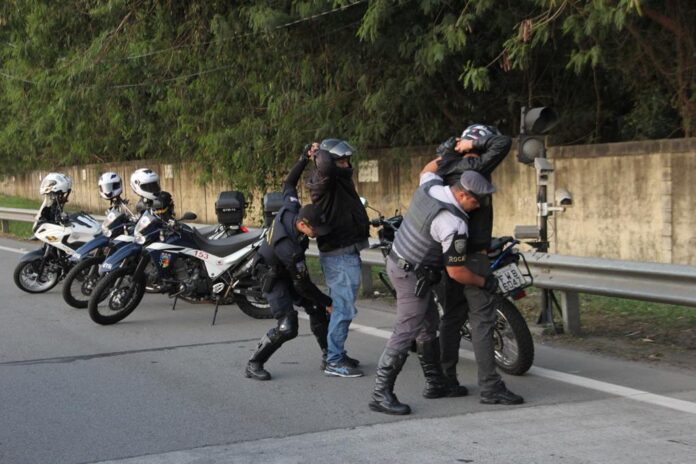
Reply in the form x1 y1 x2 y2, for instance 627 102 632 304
306 139 370 378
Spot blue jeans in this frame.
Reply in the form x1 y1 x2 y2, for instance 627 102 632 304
320 252 361 364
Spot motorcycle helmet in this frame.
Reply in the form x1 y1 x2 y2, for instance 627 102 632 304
460 124 501 141
152 191 175 220
130 168 161 201
98 172 123 200
319 138 355 160
39 173 72 196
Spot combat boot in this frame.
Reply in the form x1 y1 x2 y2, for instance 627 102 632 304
244 334 282 381
369 348 411 415
417 338 468 398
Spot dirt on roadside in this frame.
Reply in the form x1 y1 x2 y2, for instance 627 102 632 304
515 292 696 373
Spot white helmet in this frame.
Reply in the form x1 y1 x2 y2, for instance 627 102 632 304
39 173 72 196
98 172 123 200
130 168 161 201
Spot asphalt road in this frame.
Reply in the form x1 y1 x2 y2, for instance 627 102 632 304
1 236 695 464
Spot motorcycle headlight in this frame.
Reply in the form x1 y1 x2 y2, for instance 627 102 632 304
103 227 113 238
135 233 146 245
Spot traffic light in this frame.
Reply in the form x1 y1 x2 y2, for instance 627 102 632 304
517 106 559 164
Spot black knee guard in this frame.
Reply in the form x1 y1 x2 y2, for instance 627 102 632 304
275 311 299 343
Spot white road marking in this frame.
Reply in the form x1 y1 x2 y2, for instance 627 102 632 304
300 314 696 415
0 244 27 254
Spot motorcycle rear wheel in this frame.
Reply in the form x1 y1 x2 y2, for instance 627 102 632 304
237 294 273 319
88 267 146 325
13 258 61 294
461 297 534 375
62 256 103 308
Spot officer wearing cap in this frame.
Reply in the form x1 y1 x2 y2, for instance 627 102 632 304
245 153 334 381
434 124 524 406
369 163 496 415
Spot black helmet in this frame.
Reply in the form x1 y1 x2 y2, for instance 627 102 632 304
319 138 355 160
152 191 175 220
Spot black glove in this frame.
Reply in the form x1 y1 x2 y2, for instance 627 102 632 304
483 274 499 294
435 136 457 157
300 143 312 161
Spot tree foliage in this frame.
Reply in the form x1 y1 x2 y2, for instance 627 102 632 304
0 1 693 191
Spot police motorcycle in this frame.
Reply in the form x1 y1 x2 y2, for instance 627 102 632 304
60 172 142 308
13 173 101 294
87 192 281 326
366 202 535 375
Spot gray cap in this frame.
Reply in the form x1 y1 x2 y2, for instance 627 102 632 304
458 171 496 201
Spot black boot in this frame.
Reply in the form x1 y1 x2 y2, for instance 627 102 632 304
245 313 298 381
245 334 283 381
417 339 468 399
369 349 411 415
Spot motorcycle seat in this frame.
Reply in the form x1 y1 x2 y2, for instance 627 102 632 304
488 236 514 257
196 224 219 236
191 228 261 257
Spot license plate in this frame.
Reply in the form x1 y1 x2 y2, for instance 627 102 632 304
493 263 527 293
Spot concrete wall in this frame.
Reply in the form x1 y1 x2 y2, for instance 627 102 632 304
2 138 695 265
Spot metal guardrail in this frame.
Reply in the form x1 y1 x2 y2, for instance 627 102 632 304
524 252 696 307
3 206 695 334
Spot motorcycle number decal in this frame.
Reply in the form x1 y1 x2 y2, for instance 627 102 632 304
195 250 209 260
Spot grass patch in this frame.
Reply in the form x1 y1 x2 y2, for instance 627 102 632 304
0 194 42 209
0 194 41 239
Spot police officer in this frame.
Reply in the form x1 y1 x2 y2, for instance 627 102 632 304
434 124 524 405
245 153 334 381
369 164 497 415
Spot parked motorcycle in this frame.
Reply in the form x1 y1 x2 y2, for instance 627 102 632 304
13 174 101 293
87 192 281 326
368 207 535 375
61 201 137 308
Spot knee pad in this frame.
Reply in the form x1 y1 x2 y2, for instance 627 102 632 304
276 312 299 342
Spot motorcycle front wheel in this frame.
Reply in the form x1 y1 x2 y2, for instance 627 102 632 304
62 256 104 308
88 267 146 325
13 258 61 294
461 297 535 375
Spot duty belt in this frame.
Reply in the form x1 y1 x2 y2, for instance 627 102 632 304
388 250 416 272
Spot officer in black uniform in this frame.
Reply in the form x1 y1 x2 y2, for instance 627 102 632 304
245 152 334 381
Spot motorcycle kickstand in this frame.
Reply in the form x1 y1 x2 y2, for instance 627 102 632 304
171 295 178 311
211 296 221 326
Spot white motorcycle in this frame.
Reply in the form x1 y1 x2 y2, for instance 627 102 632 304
13 196 100 294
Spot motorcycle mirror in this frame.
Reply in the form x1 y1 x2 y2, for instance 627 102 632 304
180 212 197 221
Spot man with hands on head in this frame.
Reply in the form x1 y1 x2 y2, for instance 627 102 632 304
305 138 370 378
245 148 334 381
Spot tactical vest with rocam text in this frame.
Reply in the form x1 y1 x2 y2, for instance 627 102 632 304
393 180 468 268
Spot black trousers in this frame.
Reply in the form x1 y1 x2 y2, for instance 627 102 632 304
438 254 502 391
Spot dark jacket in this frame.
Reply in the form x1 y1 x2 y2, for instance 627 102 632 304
258 159 332 307
436 135 512 252
305 150 370 253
